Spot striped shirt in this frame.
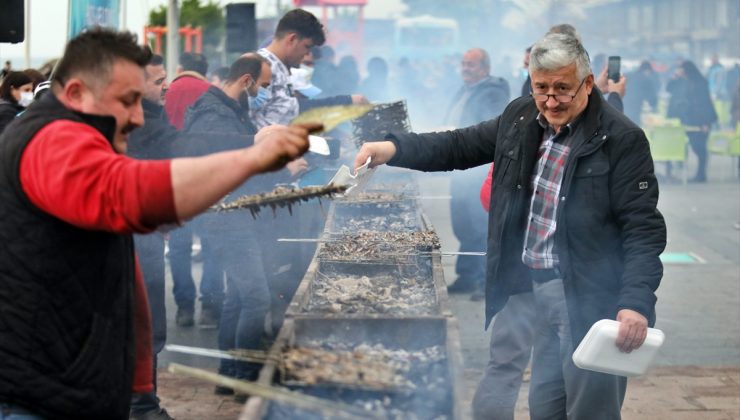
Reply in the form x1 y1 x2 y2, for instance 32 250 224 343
521 114 578 269
250 48 299 129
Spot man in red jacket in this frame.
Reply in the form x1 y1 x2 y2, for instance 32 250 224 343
0 28 312 419
164 52 210 130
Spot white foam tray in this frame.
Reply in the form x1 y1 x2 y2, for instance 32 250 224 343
573 319 664 377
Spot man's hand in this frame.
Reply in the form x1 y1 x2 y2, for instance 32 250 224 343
596 67 609 93
250 123 320 173
608 75 627 98
615 309 648 353
254 124 283 144
286 157 309 177
354 141 397 171
351 94 370 105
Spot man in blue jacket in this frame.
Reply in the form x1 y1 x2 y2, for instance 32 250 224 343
355 33 666 419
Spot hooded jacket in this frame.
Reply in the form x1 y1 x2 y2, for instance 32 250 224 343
387 90 667 346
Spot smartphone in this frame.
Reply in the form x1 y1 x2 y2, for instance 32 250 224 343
607 56 621 83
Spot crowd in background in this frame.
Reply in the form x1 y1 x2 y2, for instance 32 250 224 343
4 43 740 139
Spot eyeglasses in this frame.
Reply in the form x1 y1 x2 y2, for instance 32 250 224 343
530 78 586 103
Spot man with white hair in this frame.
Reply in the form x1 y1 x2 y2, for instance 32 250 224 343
354 33 666 419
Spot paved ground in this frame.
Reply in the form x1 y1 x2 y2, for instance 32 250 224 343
156 152 740 419
155 366 740 419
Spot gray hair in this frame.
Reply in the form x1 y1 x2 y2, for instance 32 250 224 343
547 23 581 41
529 33 592 80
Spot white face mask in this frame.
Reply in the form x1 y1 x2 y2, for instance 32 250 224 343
300 64 315 82
18 91 34 107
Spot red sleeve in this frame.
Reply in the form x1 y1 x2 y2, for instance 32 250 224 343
132 256 154 394
20 120 177 233
480 163 494 212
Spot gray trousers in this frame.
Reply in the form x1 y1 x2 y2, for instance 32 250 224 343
529 279 627 420
472 292 536 420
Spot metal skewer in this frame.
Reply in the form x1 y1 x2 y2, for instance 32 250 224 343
165 344 276 364
168 363 382 420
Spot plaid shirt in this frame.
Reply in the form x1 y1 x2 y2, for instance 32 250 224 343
521 114 578 269
250 48 299 129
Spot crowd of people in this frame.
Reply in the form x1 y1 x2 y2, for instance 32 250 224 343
0 7 738 420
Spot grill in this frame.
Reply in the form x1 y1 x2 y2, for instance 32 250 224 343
241 167 462 419
351 101 412 149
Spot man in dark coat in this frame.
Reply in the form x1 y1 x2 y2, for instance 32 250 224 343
355 33 666 419
444 48 510 297
182 54 297 398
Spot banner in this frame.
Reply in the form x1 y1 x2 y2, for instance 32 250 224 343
68 0 121 39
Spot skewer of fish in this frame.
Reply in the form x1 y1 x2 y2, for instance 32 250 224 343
212 184 348 218
168 363 382 420
277 239 485 255
278 231 440 246
167 344 423 392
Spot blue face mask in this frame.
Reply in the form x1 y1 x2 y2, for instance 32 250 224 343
248 86 269 110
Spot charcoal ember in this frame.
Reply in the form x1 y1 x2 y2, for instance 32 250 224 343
305 274 436 315
352 101 412 148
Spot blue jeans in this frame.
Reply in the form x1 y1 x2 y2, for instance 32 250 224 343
0 404 45 420
168 223 224 310
197 212 270 380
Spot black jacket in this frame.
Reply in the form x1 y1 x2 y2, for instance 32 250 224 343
0 94 135 419
183 86 288 195
667 77 718 127
445 76 511 128
127 99 180 160
388 91 666 345
0 100 24 135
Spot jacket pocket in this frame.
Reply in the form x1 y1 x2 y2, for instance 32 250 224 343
573 157 610 200
567 156 611 229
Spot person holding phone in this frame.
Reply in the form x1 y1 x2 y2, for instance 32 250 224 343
593 54 627 112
